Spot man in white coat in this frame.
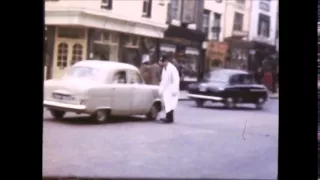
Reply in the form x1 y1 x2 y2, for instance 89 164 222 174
158 55 180 123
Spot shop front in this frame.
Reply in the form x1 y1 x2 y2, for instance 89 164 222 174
224 37 252 71
44 26 88 79
45 5 167 79
162 26 206 89
249 40 277 72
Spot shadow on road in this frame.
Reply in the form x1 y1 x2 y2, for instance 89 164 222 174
188 103 261 111
44 115 152 125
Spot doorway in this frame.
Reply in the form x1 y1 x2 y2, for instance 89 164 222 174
52 40 87 79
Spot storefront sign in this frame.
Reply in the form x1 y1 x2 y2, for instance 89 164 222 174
205 41 228 61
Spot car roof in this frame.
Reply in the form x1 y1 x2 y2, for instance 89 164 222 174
211 68 249 75
73 60 139 71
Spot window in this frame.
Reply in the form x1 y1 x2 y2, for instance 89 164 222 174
71 44 83 65
233 12 243 31
57 27 85 39
213 13 221 28
170 0 180 20
236 0 245 4
128 72 144 84
101 0 112 10
202 10 210 36
65 66 102 81
57 43 68 69
204 71 229 83
230 74 253 85
113 71 127 84
212 13 221 40
258 13 270 37
142 0 152 18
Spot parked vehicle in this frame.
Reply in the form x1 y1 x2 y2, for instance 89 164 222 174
43 60 162 123
187 69 268 109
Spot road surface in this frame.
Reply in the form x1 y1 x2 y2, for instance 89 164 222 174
43 100 278 179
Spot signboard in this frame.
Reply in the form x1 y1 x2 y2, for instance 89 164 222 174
205 41 229 61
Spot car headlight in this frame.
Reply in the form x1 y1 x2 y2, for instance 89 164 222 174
217 87 225 91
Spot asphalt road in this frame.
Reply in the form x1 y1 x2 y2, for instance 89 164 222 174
43 99 278 179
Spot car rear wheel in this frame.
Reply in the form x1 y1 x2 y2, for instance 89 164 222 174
195 100 204 107
49 109 65 119
255 98 265 110
92 109 110 123
146 102 161 120
224 97 236 109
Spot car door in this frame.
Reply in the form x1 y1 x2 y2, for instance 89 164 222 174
127 70 153 115
230 74 255 102
229 74 248 102
111 70 133 116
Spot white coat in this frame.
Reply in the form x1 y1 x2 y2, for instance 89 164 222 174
159 62 180 113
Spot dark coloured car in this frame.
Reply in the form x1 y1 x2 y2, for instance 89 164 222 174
187 69 268 109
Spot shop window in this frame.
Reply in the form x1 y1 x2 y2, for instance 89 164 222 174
58 27 85 39
111 33 119 43
57 43 68 68
102 31 110 41
71 44 83 65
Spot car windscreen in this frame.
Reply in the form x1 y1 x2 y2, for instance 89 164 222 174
63 66 103 81
203 71 230 83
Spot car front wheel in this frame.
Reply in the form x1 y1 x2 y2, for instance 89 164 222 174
224 97 236 109
146 103 161 120
49 109 65 119
92 109 110 123
255 98 265 110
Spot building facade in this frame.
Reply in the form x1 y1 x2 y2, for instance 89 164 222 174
248 0 278 71
201 0 226 70
163 0 206 86
44 0 168 79
222 0 252 70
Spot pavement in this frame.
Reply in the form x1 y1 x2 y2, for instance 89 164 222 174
43 99 278 179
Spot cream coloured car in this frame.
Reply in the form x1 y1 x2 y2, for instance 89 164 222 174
43 60 162 123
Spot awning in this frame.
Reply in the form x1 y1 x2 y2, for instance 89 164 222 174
164 25 206 42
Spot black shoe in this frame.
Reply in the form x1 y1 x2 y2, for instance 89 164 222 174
160 118 171 123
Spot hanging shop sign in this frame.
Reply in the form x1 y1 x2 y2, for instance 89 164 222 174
205 40 229 61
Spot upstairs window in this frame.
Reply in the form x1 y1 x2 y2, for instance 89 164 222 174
202 10 210 37
142 0 152 18
233 12 244 31
101 0 112 10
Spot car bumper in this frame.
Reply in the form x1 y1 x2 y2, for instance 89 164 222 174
187 93 223 101
43 100 86 112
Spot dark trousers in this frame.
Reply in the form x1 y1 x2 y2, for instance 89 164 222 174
166 110 174 122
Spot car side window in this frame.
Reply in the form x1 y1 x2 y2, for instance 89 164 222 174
113 71 127 84
230 74 253 85
229 75 240 85
128 71 144 84
238 74 254 84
